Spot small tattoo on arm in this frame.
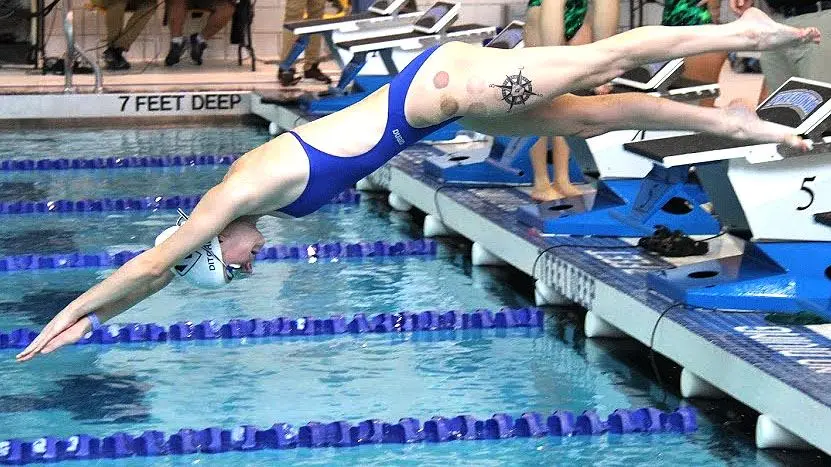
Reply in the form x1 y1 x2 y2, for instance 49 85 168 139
489 67 540 112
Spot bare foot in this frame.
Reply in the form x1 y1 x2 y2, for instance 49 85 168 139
724 99 810 150
736 8 821 50
531 184 568 202
552 180 583 198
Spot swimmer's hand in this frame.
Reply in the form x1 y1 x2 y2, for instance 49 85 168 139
724 99 811 151
15 310 91 362
15 262 175 362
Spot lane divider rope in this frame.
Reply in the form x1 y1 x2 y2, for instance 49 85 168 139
0 407 697 464
1 308 542 350
0 154 242 172
0 239 438 272
0 190 359 215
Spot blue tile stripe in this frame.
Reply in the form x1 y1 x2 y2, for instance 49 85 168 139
1 308 542 350
0 239 438 272
0 154 242 172
0 407 696 463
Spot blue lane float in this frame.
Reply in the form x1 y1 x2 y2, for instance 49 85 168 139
0 154 242 172
0 189 359 215
0 238 438 272
0 308 543 350
0 407 697 464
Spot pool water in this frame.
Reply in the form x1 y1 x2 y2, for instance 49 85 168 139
0 124 810 466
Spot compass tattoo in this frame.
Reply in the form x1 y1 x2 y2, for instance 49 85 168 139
489 68 540 111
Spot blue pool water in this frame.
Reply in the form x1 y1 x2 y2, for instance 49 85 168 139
0 124 807 465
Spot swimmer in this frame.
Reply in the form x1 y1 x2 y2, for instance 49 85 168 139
16 8 820 362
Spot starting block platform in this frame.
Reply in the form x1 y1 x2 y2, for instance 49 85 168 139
360 144 831 456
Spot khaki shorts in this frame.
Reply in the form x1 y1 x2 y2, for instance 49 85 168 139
760 9 831 91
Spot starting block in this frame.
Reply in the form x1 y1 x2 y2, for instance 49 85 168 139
515 59 721 236
630 77 831 315
423 135 586 186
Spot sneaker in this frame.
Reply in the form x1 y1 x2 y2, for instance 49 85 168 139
190 34 208 65
103 47 130 71
303 63 332 84
278 67 301 86
165 40 185 67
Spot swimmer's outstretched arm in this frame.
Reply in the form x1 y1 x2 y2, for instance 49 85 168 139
462 93 810 149
15 182 255 362
407 9 819 122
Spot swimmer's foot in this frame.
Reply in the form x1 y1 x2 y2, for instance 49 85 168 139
723 99 810 150
735 7 821 50
531 184 568 202
552 180 583 198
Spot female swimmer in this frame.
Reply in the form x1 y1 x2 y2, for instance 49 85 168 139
17 8 820 361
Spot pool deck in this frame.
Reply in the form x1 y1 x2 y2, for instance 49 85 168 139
251 94 831 456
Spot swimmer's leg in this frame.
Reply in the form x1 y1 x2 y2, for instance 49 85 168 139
460 93 809 149
408 8 819 123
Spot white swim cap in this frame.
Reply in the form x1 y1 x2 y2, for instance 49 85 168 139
154 210 232 289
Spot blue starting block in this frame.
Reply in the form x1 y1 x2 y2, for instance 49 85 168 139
648 242 831 314
633 77 831 315
511 66 723 235
423 136 585 186
516 163 717 236
513 83 721 236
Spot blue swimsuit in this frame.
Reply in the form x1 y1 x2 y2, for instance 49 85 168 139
278 45 459 218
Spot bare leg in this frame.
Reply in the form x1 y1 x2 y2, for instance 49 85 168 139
590 0 619 41
548 23 597 200
537 0 566 46
525 3 565 202
202 1 234 39
551 136 582 197
529 138 560 201
462 93 809 150
407 8 821 127
167 0 186 37
523 7 543 48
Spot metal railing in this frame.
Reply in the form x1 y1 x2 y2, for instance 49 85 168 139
62 0 102 93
